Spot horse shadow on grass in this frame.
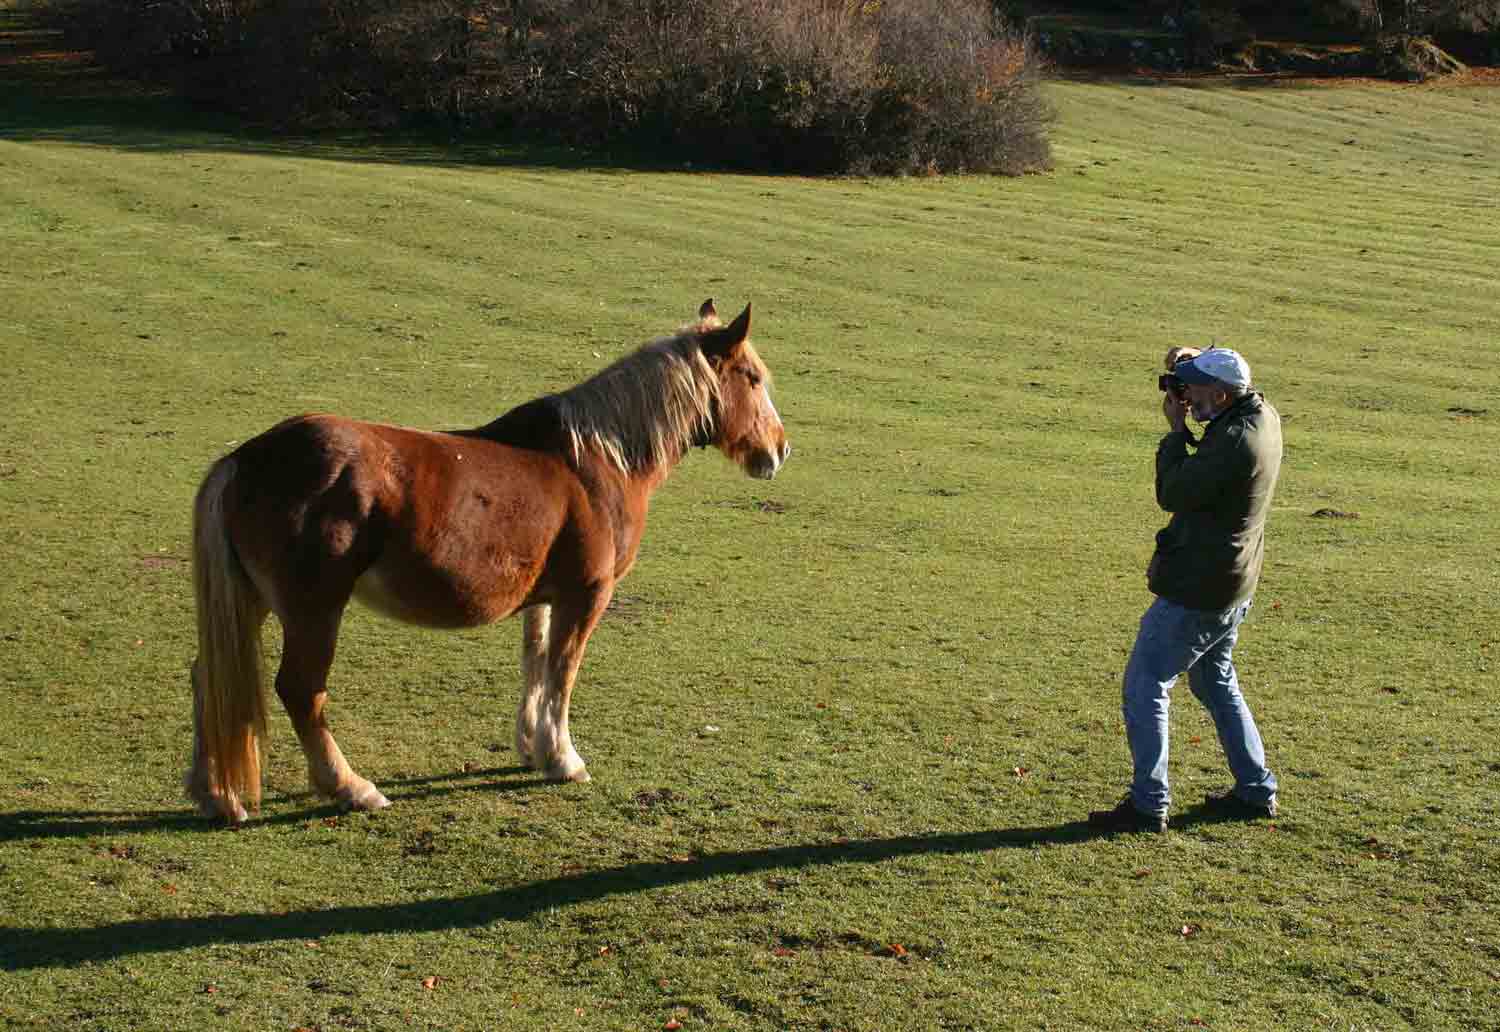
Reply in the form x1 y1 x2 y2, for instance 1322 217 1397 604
0 810 1109 971
0 765 543 843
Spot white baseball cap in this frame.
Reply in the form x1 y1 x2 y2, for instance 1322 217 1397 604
1174 348 1251 390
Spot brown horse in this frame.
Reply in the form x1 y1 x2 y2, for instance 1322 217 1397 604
187 300 789 823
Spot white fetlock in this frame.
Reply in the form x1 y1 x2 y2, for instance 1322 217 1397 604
545 755 590 783
337 781 392 811
185 772 246 824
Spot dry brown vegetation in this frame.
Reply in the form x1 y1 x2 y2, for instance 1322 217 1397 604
45 0 1055 175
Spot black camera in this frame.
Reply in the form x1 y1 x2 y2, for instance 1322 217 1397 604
1158 373 1186 397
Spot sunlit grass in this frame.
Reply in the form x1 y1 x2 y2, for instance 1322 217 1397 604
3 27 1499 1030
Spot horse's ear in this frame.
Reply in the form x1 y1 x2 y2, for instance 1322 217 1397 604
701 303 751 360
698 298 718 321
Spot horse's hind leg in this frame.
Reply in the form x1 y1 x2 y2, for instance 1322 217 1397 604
185 663 221 817
276 612 390 812
515 604 551 769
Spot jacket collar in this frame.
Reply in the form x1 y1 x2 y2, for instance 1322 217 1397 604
1204 391 1262 432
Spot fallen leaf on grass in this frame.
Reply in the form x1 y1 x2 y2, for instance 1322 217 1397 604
664 1020 683 1030
420 976 438 990
1132 868 1152 879
876 943 908 958
771 946 795 958
202 984 219 994
161 883 177 894
1012 766 1029 778
1179 924 1201 939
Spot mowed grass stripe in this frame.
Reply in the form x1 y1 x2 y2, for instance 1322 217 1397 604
3 68 1499 1032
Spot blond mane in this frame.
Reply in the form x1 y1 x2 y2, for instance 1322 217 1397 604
551 328 722 475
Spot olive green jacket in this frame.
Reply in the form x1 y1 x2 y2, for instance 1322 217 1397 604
1147 392 1283 611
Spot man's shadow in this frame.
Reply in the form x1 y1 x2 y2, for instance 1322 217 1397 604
1 792 1113 971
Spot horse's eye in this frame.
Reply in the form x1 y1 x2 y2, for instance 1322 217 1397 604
745 369 762 388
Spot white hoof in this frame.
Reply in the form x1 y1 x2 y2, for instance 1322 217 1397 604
546 759 590 783
337 781 391 811
186 774 248 824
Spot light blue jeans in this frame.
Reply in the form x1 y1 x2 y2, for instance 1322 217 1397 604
1122 596 1277 817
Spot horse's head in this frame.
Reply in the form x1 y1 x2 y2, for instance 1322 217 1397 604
696 299 790 480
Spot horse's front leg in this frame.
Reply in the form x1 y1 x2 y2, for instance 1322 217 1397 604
515 604 551 769
535 591 611 783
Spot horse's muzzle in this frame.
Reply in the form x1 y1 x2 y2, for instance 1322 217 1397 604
750 441 791 480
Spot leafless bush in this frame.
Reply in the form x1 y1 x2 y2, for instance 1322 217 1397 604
43 0 1053 175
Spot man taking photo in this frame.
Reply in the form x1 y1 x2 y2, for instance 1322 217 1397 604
1089 347 1283 834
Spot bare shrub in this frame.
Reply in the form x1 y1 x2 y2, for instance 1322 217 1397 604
859 1 1053 175
42 0 1053 175
521 0 1053 175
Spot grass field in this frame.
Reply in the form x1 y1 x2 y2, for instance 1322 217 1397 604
3 7 1500 1029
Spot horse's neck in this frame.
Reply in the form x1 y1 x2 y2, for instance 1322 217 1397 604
577 438 682 494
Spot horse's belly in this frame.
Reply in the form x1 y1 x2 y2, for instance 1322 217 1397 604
353 560 531 630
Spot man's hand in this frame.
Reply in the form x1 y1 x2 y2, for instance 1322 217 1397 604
1163 391 1189 433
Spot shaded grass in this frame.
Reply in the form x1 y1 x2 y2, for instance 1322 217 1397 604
2 16 1499 1031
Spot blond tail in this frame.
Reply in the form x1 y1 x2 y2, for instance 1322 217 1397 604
191 458 267 816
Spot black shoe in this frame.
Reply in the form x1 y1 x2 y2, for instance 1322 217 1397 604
1087 797 1168 834
1202 790 1278 820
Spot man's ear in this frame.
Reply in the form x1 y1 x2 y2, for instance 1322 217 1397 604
700 303 751 361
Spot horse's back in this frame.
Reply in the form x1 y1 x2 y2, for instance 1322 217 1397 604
217 414 580 627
